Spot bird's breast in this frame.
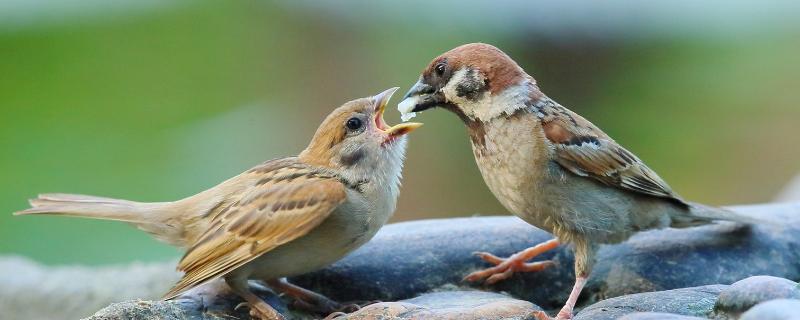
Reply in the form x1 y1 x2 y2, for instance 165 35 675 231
469 114 555 229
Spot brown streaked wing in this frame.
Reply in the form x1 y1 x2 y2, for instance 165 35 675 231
539 103 685 203
162 172 346 299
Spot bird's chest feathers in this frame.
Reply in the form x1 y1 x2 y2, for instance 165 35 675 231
469 113 552 214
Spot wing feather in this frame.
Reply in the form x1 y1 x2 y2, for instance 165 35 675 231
162 166 346 299
536 99 685 203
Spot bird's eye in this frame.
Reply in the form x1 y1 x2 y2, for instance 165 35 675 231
435 63 446 76
346 117 362 131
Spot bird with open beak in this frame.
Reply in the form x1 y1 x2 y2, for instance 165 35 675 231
398 43 757 319
16 88 421 320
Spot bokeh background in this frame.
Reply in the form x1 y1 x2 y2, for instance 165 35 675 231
1 1 799 265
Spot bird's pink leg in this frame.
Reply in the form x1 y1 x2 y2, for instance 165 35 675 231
464 238 559 284
531 275 587 320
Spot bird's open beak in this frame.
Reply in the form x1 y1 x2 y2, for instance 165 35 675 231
397 78 446 120
373 87 423 138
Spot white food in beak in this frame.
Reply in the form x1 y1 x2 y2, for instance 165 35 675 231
397 97 418 122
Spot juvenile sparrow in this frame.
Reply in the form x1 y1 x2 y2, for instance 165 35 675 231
16 88 421 320
398 43 756 319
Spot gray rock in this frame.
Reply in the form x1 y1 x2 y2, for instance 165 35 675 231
714 275 800 315
86 280 297 320
4 202 799 319
573 285 726 320
294 202 800 310
740 299 800 320
340 290 541 320
618 312 706 320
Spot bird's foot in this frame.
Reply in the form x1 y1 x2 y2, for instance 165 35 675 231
290 292 378 315
290 294 340 315
464 251 555 284
234 301 284 320
531 310 572 320
463 239 559 284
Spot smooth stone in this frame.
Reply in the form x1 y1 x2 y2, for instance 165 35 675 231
341 290 541 320
618 312 706 320
294 202 800 310
740 299 800 320
714 275 800 314
573 285 726 320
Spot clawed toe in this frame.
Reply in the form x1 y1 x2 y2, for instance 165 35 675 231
532 310 571 320
464 257 555 284
234 302 249 311
474 251 504 264
485 267 514 284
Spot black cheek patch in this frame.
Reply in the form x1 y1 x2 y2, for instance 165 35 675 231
341 148 366 167
456 69 487 101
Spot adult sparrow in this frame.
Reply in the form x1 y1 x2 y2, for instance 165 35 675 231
398 43 756 319
16 88 421 320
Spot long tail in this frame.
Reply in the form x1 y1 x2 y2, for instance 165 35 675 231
15 193 185 246
671 201 770 227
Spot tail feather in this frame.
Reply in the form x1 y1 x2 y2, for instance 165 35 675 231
16 193 149 223
684 202 770 226
15 193 186 246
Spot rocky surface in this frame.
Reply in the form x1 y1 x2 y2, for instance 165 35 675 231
572 285 726 320
618 313 706 320
294 202 800 310
740 299 800 320
87 280 293 320
2 201 799 320
714 275 800 316
340 291 541 320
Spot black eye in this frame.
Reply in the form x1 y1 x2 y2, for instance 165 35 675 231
435 63 446 76
346 117 362 131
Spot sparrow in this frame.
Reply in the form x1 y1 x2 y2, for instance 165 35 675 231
15 88 421 320
398 43 757 319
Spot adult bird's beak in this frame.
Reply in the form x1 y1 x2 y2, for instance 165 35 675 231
373 87 423 138
397 77 445 118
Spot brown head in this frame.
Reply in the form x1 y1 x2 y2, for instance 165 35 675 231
398 43 537 122
300 88 422 185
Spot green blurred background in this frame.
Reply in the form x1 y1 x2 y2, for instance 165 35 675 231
1 1 798 265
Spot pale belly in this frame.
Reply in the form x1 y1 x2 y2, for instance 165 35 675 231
470 116 555 232
235 190 392 281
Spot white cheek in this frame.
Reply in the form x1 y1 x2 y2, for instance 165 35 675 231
442 68 488 119
441 69 466 102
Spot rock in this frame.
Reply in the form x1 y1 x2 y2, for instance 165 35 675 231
294 202 800 310
618 312 706 320
714 275 800 315
340 290 541 320
573 285 726 320
3 202 799 319
86 280 296 320
740 299 800 320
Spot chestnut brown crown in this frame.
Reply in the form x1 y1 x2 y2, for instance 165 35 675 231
423 43 529 95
